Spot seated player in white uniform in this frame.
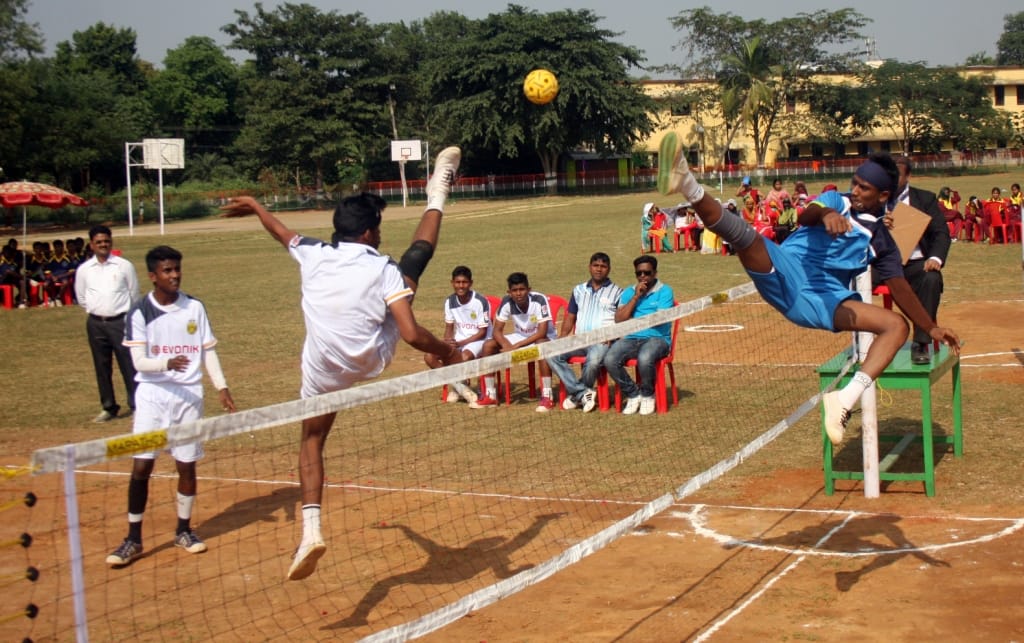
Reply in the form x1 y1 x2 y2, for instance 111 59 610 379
479 271 558 412
424 265 492 407
220 146 463 581
106 245 236 568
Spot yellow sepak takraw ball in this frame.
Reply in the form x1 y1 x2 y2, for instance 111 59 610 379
523 69 559 105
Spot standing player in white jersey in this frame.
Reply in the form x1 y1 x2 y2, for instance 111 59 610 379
480 271 558 411
106 245 236 567
220 146 463 581
424 265 491 407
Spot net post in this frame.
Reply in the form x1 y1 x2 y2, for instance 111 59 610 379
62 446 89 643
855 271 880 498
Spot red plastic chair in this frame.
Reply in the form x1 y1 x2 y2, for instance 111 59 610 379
984 202 1010 244
500 294 567 405
612 312 681 414
674 221 700 251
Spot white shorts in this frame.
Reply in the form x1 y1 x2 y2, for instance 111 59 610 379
460 339 486 358
504 331 554 346
132 381 205 463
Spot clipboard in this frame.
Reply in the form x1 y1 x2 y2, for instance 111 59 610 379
888 203 931 265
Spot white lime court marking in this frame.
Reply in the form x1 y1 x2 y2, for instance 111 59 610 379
684 324 744 333
668 503 1024 557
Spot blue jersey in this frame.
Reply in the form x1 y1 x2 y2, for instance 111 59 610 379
748 191 903 331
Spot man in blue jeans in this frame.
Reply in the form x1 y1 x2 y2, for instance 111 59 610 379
548 252 623 412
604 255 675 416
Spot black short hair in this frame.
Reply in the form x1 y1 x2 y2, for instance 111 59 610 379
146 245 182 272
507 271 529 288
331 192 386 243
88 225 112 240
451 265 473 280
589 252 610 265
633 254 658 271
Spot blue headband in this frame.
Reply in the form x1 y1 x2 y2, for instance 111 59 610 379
854 161 894 194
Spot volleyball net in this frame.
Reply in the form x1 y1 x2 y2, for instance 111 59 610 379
8 282 854 642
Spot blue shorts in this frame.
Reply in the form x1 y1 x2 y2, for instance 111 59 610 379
747 240 860 332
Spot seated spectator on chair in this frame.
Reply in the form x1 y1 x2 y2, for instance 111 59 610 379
25 241 50 299
1009 183 1022 225
984 187 1011 239
962 196 986 242
547 252 623 413
425 265 492 408
480 272 557 411
43 239 76 306
775 198 798 243
0 244 28 308
642 203 673 253
604 255 675 416
764 179 791 212
937 187 963 240
793 181 809 202
736 177 753 200
673 203 700 251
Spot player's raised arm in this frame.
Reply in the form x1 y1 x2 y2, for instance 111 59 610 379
220 196 297 249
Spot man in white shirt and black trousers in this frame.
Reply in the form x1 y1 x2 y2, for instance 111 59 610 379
75 225 141 422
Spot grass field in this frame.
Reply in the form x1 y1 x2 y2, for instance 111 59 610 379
2 173 1023 641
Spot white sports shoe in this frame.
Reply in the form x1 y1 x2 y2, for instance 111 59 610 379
451 381 477 405
426 146 461 211
445 389 461 403
822 391 851 445
287 539 327 581
638 396 656 416
561 397 578 410
581 389 597 413
622 396 641 415
661 133 704 203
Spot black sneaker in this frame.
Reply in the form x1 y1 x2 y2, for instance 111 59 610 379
106 538 143 566
174 530 208 554
911 342 930 365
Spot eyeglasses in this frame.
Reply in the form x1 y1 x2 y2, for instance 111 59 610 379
634 270 653 277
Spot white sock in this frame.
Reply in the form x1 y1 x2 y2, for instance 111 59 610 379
838 371 873 409
302 504 322 544
176 492 194 520
674 159 706 203
425 195 446 214
484 376 496 398
541 377 552 399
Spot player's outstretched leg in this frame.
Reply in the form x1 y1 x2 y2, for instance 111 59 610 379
425 146 461 214
401 146 461 289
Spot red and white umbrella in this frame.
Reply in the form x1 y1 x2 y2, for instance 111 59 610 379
0 181 89 248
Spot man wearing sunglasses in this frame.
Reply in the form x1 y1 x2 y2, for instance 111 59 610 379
603 255 675 416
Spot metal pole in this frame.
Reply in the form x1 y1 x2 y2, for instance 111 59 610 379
125 143 134 236
387 85 408 208
158 166 165 236
855 269 880 498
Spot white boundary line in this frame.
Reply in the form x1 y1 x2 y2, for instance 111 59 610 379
670 504 1024 557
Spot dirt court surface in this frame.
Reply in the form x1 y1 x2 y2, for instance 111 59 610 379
5 209 1024 641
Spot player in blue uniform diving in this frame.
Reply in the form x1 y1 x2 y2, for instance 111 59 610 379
658 136 959 445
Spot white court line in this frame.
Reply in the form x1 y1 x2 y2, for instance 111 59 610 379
666 503 1024 557
690 507 855 643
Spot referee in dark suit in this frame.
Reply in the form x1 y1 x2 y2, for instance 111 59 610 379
885 157 952 364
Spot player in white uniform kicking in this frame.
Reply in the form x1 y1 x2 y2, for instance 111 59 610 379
106 245 236 567
221 146 463 581
480 272 558 411
424 265 491 406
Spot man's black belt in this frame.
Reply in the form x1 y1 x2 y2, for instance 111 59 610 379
89 313 125 322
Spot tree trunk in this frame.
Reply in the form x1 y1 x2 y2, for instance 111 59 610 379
538 149 559 194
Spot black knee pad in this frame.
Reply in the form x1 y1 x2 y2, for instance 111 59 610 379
398 240 435 284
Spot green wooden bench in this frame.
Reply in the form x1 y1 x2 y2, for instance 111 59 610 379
817 342 963 497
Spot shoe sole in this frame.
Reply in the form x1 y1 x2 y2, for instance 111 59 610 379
657 133 678 195
287 542 327 581
176 541 208 554
821 391 846 445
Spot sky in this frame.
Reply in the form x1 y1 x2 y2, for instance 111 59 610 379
25 0 1021 75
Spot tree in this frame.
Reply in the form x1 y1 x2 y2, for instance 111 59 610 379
964 52 995 66
864 61 1008 155
224 3 389 191
667 7 869 168
149 36 241 158
0 0 43 63
54 22 147 94
415 5 656 182
996 11 1024 65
